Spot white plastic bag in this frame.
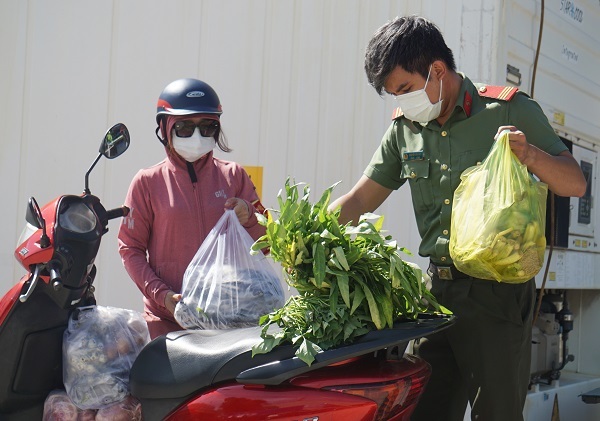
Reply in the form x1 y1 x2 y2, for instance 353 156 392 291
174 209 285 330
62 306 150 410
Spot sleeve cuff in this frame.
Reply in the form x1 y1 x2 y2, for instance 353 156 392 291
242 199 258 228
155 288 170 310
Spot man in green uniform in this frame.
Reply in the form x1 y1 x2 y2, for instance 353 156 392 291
330 15 586 421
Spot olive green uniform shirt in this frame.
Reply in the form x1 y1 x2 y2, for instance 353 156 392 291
365 74 567 264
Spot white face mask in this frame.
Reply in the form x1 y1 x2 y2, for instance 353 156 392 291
172 128 215 162
394 65 443 124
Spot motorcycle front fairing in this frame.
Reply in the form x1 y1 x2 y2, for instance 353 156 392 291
13 195 107 309
0 195 106 420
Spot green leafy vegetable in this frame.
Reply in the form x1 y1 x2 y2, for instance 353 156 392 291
251 179 447 365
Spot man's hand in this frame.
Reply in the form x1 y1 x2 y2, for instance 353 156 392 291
164 291 182 315
495 125 586 197
224 197 252 225
495 125 534 166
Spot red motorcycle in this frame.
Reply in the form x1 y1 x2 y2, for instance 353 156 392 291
0 123 453 421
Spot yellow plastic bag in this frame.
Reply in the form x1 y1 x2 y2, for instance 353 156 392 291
449 131 548 283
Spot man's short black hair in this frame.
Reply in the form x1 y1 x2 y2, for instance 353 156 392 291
364 15 456 95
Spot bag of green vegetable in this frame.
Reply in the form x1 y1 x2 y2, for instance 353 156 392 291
449 130 548 283
174 209 285 330
250 179 448 365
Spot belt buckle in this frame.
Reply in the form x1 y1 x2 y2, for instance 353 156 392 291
437 266 454 280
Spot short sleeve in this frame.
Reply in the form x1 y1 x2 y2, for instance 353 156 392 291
364 123 407 190
508 92 568 156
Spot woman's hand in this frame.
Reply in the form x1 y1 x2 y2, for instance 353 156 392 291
224 197 253 225
164 291 182 315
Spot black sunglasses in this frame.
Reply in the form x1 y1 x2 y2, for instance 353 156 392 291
173 119 220 138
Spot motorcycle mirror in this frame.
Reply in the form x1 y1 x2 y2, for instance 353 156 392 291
25 197 50 248
100 123 130 159
25 197 44 229
84 123 131 194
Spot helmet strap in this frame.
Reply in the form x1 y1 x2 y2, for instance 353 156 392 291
155 126 168 146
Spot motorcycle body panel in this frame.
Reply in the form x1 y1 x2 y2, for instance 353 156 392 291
166 383 378 421
0 281 70 419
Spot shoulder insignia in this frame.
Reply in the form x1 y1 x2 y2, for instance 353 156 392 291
477 85 519 101
463 91 473 117
391 107 404 120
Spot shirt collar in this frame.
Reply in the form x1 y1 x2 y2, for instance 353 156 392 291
455 73 478 118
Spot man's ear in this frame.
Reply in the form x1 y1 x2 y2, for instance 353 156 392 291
431 60 447 80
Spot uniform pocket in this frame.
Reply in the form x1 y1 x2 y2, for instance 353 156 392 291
401 159 430 180
402 159 433 208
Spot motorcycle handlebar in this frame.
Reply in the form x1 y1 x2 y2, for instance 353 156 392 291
49 261 63 290
106 206 130 220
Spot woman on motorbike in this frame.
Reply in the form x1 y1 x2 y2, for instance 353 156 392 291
118 78 265 339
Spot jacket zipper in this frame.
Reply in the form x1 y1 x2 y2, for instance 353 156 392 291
185 161 204 239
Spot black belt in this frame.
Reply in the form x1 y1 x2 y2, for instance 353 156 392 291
428 262 472 280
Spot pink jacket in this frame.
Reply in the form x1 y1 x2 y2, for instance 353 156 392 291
118 150 264 329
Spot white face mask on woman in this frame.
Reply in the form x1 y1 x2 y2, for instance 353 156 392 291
172 128 215 162
394 65 443 124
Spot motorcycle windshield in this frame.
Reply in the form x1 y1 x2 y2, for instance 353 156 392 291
17 222 39 248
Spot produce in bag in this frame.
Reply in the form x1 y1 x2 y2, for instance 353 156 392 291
449 130 548 282
62 306 150 410
95 395 142 421
42 389 141 420
42 389 96 421
174 209 285 330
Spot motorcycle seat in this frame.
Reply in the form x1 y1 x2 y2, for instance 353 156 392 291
129 326 295 400
130 315 455 403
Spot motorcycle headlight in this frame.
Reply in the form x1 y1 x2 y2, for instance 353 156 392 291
59 202 97 233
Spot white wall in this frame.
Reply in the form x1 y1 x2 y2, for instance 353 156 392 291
3 0 597 314
0 0 441 311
